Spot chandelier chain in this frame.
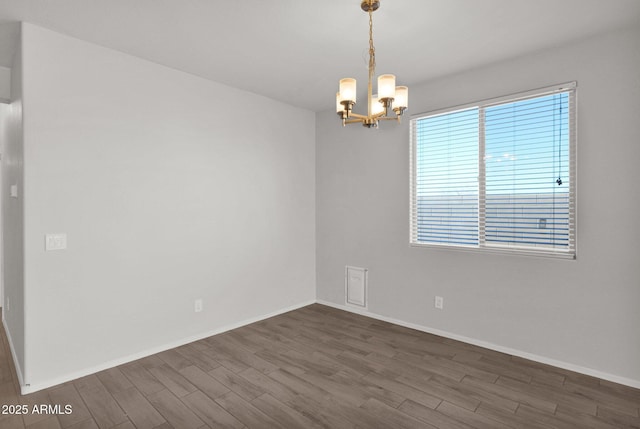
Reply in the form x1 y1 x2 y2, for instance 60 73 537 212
368 9 376 73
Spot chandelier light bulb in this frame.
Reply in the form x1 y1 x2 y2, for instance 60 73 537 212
371 95 385 115
393 86 408 110
378 74 396 100
339 78 357 104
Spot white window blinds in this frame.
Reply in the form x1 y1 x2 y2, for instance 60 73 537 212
413 108 479 246
410 83 576 258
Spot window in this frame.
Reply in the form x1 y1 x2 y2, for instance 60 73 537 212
410 83 576 258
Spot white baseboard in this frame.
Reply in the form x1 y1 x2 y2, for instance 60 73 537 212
2 315 25 388
20 300 315 395
316 299 640 390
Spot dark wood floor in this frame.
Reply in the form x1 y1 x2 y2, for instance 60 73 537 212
1 304 639 429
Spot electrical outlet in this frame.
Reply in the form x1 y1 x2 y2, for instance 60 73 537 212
45 233 67 251
435 296 444 310
194 299 203 313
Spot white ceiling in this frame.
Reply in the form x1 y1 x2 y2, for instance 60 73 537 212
0 0 639 112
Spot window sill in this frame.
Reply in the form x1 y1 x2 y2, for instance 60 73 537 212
409 242 576 260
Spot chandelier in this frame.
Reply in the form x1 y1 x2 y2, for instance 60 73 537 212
336 0 408 128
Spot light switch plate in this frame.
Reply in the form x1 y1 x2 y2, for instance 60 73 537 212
10 184 18 198
45 234 67 251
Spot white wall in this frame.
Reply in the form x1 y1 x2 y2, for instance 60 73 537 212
1 29 25 383
316 25 640 386
19 23 315 391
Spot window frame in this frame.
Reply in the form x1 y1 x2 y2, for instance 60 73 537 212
409 82 577 259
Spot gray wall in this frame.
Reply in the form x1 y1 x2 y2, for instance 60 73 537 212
1 29 25 382
18 23 316 391
316 25 640 385
0 66 10 102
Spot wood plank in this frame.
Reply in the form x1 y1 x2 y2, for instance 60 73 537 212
147 364 197 398
156 349 192 372
216 331 264 354
433 375 520 413
289 333 346 357
203 343 250 373
364 352 437 381
0 379 20 405
181 390 244 429
395 375 482 412
554 409 620 429
238 367 297 402
73 375 128 428
253 348 307 376
179 365 230 400
596 405 640 428
214 391 282 429
175 344 221 372
475 402 554 429
363 372 442 409
205 338 278 374
0 415 24 429
47 384 93 428
119 362 165 397
95 368 133 395
280 349 343 376
136 355 165 370
436 401 513 429
111 422 136 429
251 393 324 429
147 389 204 429
359 397 433 429
599 380 640 401
66 420 99 429
394 352 467 382
398 399 475 429
496 373 597 416
24 416 61 429
267 369 331 400
296 371 366 408
562 379 640 416
332 370 406 408
209 365 265 401
112 387 166 429
19 389 53 427
332 350 391 378
514 404 582 429
461 375 557 414
453 352 534 383
424 354 500 383
270 390 357 429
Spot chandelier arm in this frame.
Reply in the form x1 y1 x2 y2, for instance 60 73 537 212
348 112 370 119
